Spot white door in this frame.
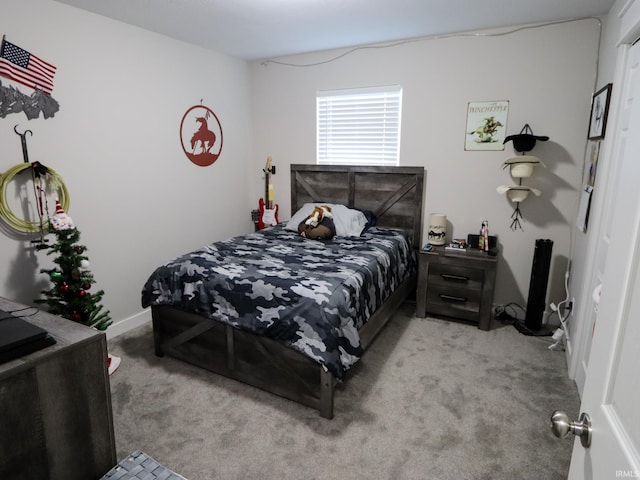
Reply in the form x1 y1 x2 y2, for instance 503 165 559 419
565 41 640 479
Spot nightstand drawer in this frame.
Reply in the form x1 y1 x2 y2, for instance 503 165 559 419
427 263 484 291
426 284 482 322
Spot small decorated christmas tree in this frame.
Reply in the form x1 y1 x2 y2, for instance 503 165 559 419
36 200 111 330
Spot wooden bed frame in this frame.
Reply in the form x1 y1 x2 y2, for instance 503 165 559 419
152 164 425 418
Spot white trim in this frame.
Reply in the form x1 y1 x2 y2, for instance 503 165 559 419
105 308 152 340
619 0 640 44
317 84 402 96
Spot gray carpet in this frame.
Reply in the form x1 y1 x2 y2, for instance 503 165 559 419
107 303 580 480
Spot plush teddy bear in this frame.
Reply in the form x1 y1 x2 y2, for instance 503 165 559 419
298 205 336 240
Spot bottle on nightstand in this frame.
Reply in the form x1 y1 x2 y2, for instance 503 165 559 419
482 220 489 252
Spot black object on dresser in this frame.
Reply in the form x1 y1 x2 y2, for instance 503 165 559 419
0 309 56 363
0 297 117 480
416 246 498 330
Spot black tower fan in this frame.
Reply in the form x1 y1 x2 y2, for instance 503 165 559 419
516 239 554 335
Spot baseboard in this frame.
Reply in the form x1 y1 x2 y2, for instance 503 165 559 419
106 309 152 340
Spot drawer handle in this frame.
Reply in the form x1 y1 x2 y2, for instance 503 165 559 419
440 273 469 282
439 294 467 303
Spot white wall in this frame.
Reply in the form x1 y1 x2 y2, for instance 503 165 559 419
0 0 253 332
250 19 601 310
0 2 610 334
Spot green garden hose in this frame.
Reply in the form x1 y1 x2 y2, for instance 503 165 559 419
0 163 69 233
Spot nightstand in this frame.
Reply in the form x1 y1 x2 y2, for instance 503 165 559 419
415 246 498 330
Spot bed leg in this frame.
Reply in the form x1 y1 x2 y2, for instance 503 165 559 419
319 368 335 419
226 325 235 370
152 317 164 357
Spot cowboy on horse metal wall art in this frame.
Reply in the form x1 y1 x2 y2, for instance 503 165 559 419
191 116 216 154
180 103 223 167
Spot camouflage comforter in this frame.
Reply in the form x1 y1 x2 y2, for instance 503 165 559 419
141 224 416 380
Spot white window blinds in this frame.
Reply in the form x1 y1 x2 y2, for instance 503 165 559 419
317 86 402 166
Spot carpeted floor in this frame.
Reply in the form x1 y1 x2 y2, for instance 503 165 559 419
107 303 580 480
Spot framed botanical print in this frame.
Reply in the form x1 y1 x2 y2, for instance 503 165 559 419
588 83 612 140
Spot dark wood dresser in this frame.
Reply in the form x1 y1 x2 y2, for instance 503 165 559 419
0 297 116 480
415 246 498 330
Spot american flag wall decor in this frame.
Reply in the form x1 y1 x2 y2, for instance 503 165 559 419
0 37 57 95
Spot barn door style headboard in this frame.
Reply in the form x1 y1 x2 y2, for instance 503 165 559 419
290 164 425 249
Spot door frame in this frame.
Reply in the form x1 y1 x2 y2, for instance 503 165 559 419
567 0 640 393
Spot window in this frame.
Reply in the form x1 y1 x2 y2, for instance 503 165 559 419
317 86 402 166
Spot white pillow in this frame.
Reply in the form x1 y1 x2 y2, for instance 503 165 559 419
285 203 368 237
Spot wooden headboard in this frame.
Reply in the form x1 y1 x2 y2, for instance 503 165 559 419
290 164 425 249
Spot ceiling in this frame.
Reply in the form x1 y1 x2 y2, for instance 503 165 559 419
54 0 616 61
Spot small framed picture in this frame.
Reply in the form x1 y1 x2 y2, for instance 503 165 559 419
588 83 612 140
464 100 509 151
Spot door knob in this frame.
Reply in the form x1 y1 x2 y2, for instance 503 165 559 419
550 410 592 448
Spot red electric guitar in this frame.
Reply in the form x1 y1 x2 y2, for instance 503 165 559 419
258 156 278 229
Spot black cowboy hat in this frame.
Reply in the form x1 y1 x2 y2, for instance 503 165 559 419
503 124 549 152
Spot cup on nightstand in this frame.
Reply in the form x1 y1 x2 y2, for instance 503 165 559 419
427 213 446 245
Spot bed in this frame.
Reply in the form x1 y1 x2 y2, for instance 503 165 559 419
143 164 425 418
